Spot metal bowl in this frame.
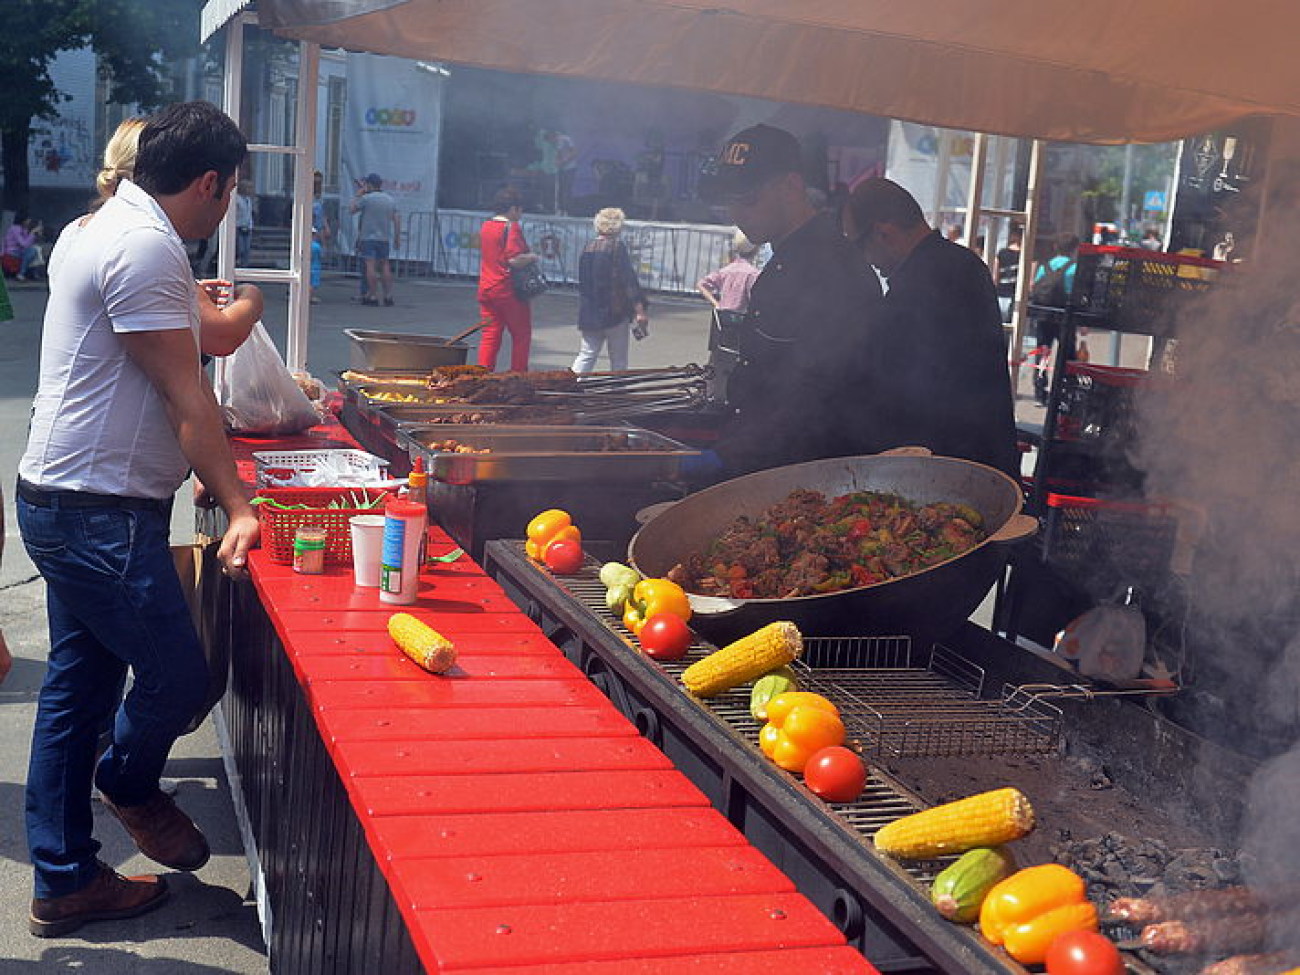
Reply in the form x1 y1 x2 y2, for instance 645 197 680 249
345 328 470 371
628 453 1036 646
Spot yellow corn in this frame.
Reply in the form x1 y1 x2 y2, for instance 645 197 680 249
387 613 458 674
874 787 1035 859
681 621 802 698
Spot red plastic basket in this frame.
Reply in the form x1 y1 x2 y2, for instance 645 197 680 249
1042 492 1177 590
255 487 393 564
1071 245 1222 335
1055 361 1149 444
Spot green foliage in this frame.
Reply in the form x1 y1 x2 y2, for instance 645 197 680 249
0 0 204 132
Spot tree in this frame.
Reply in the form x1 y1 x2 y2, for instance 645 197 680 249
0 0 204 214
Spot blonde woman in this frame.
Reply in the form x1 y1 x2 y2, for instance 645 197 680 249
56 116 263 357
573 207 647 373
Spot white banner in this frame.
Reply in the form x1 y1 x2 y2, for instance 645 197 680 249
339 53 442 259
885 121 973 232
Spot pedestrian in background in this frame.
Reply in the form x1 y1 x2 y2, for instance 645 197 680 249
18 100 261 938
476 186 538 372
233 179 253 266
351 172 399 306
3 213 45 280
993 224 1023 323
573 207 647 373
697 229 760 314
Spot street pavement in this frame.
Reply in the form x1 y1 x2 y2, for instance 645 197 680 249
0 268 1134 970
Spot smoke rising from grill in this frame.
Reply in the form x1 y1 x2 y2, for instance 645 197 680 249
1129 183 1300 951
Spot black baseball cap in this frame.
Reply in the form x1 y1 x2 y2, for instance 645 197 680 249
365 172 383 187
699 124 803 203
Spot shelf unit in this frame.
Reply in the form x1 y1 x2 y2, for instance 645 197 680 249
1000 245 1222 643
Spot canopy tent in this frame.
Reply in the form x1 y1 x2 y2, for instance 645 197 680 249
254 0 1295 146
206 0 1299 371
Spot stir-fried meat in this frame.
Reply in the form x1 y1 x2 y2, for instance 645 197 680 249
671 488 987 599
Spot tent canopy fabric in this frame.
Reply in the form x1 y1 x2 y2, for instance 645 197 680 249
254 0 1294 144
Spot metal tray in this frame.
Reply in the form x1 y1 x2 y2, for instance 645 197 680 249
376 403 580 435
398 424 699 484
344 328 470 371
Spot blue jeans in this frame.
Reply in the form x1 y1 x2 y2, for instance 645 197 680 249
18 491 207 898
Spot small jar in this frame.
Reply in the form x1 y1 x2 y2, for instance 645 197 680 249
293 525 328 574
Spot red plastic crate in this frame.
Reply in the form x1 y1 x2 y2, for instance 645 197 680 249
1072 244 1222 335
255 486 392 564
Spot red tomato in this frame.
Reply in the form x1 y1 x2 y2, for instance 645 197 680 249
1044 930 1126 975
542 538 584 575
639 614 693 660
802 746 867 802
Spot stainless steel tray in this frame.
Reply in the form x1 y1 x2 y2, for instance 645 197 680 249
376 403 580 435
398 424 699 484
344 328 470 371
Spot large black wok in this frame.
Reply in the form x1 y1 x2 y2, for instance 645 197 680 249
628 452 1036 647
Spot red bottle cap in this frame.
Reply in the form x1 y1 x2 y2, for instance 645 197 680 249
385 499 426 519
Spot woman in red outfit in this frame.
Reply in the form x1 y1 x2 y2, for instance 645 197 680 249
477 187 539 371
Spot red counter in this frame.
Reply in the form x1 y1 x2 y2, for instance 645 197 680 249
217 419 876 973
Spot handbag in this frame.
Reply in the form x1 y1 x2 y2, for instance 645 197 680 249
507 222 549 300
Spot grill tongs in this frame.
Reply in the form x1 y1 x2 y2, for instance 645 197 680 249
535 364 712 417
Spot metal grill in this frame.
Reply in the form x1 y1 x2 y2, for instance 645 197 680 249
556 563 1061 760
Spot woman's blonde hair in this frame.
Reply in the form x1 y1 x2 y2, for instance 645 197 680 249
94 117 147 206
593 207 625 236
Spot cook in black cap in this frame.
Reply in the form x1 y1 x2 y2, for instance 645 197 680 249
694 125 883 479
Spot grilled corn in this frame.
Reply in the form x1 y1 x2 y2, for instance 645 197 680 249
874 787 1035 859
681 621 802 698
388 613 458 674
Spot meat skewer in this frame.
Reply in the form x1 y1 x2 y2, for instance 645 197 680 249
1110 887 1269 924
1199 953 1299 975
1140 912 1275 955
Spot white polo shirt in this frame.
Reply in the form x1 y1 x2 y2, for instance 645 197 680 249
20 179 201 498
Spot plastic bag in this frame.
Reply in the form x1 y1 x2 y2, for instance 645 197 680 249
1054 594 1146 683
216 322 320 435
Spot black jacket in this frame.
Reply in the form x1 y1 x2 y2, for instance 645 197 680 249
718 212 884 475
861 231 1020 478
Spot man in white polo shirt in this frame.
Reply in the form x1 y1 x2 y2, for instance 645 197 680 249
17 101 260 937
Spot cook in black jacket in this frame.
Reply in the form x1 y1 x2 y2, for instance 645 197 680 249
841 177 1020 478
699 125 883 476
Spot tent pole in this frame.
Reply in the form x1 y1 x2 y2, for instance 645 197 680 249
286 40 320 374
1011 139 1047 396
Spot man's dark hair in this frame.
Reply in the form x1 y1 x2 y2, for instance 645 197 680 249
845 177 927 234
1054 232 1082 256
492 186 523 214
134 101 247 197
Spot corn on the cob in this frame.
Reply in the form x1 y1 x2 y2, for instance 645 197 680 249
388 613 458 674
874 787 1034 859
681 621 802 698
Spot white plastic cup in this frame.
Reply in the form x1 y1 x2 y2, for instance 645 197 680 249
348 514 387 587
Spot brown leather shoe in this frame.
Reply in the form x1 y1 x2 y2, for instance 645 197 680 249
30 861 168 937
101 790 210 872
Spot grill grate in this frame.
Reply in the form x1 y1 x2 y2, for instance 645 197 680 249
558 564 1061 760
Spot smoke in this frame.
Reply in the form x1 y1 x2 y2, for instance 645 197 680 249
1129 176 1300 946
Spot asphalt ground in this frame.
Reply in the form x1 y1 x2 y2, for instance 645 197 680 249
0 268 1142 970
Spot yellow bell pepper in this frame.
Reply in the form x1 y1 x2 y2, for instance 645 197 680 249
525 509 578 561
759 700 845 773
979 863 1099 965
623 578 692 635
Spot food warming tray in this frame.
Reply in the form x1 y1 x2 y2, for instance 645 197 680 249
398 424 699 484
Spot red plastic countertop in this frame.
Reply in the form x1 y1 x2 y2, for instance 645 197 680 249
230 418 878 973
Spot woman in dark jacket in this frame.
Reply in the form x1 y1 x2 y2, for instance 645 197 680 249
572 207 648 373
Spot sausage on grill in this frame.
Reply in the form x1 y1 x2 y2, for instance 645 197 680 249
1140 913 1271 955
1110 887 1266 924
1199 953 1297 975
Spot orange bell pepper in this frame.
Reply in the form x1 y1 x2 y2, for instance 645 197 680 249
623 578 691 635
759 697 845 773
979 863 1099 965
525 509 579 561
